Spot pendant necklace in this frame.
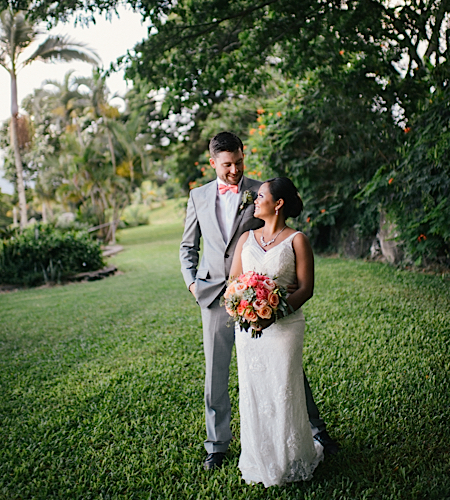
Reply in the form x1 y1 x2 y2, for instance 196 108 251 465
260 225 287 248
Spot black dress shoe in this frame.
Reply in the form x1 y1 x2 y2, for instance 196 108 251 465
314 430 340 456
203 452 226 470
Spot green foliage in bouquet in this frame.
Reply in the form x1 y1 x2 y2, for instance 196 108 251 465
0 224 104 286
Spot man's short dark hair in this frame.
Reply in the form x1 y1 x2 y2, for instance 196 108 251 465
209 131 244 158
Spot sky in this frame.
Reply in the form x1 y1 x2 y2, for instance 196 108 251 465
0 6 150 194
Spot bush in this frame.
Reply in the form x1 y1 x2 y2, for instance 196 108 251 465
0 224 105 286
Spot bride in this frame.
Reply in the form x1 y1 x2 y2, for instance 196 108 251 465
229 177 324 487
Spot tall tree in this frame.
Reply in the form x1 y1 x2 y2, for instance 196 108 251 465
0 8 100 228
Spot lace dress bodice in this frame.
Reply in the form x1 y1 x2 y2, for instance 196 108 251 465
242 230 298 289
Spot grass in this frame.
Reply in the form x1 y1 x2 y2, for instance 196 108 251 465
1 200 449 499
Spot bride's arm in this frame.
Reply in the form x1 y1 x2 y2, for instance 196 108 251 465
288 232 314 311
228 232 250 279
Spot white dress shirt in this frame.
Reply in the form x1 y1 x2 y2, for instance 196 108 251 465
216 178 243 242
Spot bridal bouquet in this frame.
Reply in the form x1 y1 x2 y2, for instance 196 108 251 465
221 271 290 338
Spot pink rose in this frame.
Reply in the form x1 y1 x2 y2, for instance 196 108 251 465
247 276 258 288
256 287 269 300
252 299 268 310
263 278 276 291
257 305 273 319
244 309 258 322
268 292 280 308
239 271 255 284
237 303 247 316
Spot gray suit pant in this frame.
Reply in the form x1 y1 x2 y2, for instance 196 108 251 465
201 297 325 454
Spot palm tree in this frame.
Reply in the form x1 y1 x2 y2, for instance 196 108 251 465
0 9 100 229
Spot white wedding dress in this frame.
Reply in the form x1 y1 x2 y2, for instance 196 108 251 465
235 230 324 487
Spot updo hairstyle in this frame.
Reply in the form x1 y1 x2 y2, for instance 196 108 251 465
266 177 304 218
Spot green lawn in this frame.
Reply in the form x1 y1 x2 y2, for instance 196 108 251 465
1 203 449 499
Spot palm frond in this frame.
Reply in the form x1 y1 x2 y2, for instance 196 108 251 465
0 10 37 51
24 35 101 66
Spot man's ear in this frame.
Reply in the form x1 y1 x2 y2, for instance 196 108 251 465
209 157 216 169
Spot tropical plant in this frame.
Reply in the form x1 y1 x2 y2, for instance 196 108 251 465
0 8 100 228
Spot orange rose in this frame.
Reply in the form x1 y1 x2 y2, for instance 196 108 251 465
268 292 279 308
234 282 248 295
257 305 272 319
244 309 258 322
224 281 237 298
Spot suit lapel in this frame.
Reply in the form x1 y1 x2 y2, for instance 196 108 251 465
226 177 254 248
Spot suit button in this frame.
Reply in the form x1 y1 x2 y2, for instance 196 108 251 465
225 253 229 258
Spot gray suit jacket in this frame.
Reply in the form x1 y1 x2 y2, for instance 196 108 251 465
180 176 263 308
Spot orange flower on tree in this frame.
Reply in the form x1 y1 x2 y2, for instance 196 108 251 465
243 145 247 150
257 108 265 114
418 234 427 242
306 217 311 223
277 111 282 117
388 178 394 185
251 148 258 153
249 128 256 135
339 50 345 55
404 127 411 133
257 116 262 123
321 209 326 213
259 124 266 129
194 161 199 166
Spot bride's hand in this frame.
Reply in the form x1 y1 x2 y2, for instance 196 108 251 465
286 280 298 295
258 317 276 330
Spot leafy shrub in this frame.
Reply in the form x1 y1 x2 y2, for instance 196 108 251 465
0 224 105 286
362 85 450 267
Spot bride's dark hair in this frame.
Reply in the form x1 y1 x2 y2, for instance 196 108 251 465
266 177 304 218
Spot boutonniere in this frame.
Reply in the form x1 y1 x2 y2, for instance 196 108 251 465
239 190 255 213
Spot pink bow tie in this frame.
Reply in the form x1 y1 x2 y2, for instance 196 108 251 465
218 184 239 195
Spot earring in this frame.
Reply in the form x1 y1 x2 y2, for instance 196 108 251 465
275 209 279 215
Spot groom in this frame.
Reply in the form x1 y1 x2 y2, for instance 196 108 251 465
180 131 338 470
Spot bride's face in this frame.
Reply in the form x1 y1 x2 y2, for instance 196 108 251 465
254 183 277 219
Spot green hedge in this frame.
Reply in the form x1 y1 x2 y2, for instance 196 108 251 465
0 225 105 286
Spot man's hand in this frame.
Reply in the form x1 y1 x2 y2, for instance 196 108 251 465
189 282 196 298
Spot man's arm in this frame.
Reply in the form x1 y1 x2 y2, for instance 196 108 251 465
180 192 201 298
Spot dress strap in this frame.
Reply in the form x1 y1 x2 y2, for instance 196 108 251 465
284 231 302 244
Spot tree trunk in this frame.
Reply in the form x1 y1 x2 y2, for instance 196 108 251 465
42 201 47 223
11 72 28 229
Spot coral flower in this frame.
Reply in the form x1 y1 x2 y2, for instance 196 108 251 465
257 305 273 319
388 178 394 185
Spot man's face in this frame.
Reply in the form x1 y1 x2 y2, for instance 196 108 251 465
209 149 244 185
